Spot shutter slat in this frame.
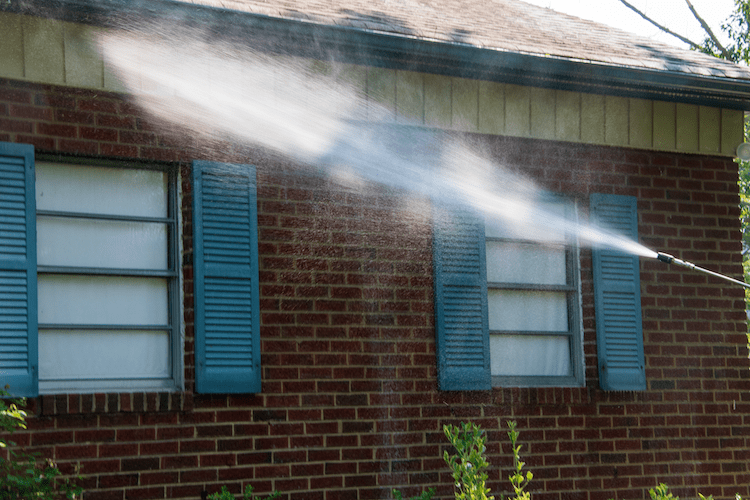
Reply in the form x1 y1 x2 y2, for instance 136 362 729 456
433 205 491 391
193 161 261 393
0 142 37 397
590 193 646 391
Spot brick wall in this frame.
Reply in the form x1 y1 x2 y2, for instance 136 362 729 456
1 78 749 500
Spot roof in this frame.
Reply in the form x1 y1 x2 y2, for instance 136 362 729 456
181 0 750 80
6 0 750 108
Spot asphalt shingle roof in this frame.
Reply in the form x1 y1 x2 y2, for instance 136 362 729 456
178 0 750 80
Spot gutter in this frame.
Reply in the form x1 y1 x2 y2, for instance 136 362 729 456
5 0 750 110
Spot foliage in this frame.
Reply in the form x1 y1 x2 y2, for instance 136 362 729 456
648 484 679 500
0 387 82 500
207 485 281 500
645 483 722 500
739 116 750 316
0 456 81 500
617 0 750 64
435 421 744 500
504 422 532 500
392 488 436 500
700 0 750 64
0 391 26 443
443 422 493 500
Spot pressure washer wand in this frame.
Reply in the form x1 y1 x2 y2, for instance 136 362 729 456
656 252 750 290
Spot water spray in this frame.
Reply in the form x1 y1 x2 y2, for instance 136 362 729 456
96 26 750 295
656 252 750 290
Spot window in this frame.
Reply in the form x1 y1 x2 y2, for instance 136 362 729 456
434 194 645 391
484 199 583 387
0 145 263 397
35 161 180 394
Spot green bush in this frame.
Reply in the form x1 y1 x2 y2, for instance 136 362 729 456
207 484 280 500
402 421 743 500
0 387 82 500
443 422 494 500
392 488 436 500
504 421 532 500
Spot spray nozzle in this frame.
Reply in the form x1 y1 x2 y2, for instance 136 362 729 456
656 252 695 270
654 250 750 289
656 252 674 264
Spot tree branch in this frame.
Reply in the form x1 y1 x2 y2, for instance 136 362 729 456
616 0 703 50
684 0 733 59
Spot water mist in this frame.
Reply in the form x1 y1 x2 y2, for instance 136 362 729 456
98 23 747 288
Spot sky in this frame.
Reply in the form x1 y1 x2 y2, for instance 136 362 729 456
522 0 737 50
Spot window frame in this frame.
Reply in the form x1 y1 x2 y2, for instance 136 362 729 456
35 155 182 395
433 195 585 391
485 204 585 387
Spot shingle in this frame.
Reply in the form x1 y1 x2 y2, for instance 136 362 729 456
180 0 750 80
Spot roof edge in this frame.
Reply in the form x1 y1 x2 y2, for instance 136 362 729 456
5 0 750 110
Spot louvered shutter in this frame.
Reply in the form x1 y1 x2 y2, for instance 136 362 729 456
433 204 491 391
590 193 646 391
193 161 261 393
0 143 37 397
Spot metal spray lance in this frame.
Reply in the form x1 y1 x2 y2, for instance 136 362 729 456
656 252 750 290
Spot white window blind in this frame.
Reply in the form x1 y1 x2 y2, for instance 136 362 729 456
35 162 177 393
485 199 582 383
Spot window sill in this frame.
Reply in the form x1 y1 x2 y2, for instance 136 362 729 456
491 374 584 388
31 391 194 416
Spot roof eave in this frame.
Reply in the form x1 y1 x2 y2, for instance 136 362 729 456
5 0 750 110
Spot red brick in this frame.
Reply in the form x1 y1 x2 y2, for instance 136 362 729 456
122 457 159 471
116 428 156 441
55 444 97 459
162 455 198 469
118 486 164 499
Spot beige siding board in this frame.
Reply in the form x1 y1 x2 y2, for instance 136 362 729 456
675 103 699 153
424 74 451 129
721 108 744 156
2 14 740 158
581 93 605 144
505 84 531 137
529 87 556 140
309 59 332 76
367 67 396 121
23 16 65 85
396 70 424 124
478 81 505 135
103 63 128 92
451 77 479 132
101 25 128 92
64 23 103 88
653 101 676 150
628 98 652 149
335 64 367 96
0 13 25 80
555 90 580 142
698 106 721 154
278 57 313 111
604 96 629 146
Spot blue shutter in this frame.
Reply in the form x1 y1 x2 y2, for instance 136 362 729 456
590 193 646 391
192 161 261 393
0 142 37 397
433 204 491 391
